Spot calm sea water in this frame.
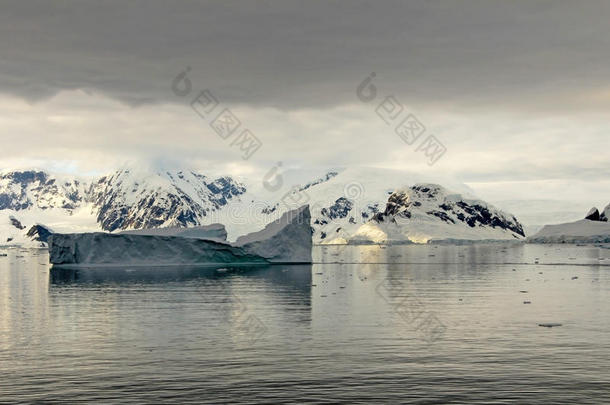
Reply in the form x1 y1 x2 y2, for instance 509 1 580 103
1 244 609 404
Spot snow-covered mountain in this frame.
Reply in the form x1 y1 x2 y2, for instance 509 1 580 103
89 168 246 231
1 166 526 246
0 168 247 246
0 170 97 246
528 203 610 243
0 170 88 212
347 184 525 244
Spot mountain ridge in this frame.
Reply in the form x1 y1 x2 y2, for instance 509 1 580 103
1 166 526 246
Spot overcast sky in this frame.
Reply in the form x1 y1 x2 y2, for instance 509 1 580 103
1 0 608 206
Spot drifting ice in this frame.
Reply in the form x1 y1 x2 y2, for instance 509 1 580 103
49 206 312 266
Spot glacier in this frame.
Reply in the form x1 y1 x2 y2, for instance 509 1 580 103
48 206 312 267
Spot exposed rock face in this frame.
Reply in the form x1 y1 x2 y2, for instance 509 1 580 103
26 224 54 243
322 197 353 220
298 171 339 191
9 216 25 230
583 205 610 222
585 207 600 221
601 203 610 222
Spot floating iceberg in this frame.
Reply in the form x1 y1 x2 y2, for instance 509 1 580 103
49 206 312 267
235 205 312 263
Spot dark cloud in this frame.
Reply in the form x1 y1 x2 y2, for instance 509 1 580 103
2 0 610 111
1 0 609 209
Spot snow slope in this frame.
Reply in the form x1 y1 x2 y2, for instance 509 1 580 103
490 199 594 235
528 204 610 243
0 207 99 247
250 166 476 244
528 219 610 243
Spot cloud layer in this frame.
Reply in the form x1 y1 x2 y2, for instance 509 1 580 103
0 0 609 206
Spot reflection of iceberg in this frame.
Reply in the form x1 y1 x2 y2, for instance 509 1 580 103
49 206 312 267
50 264 313 289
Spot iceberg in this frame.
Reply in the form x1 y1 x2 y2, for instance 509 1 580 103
119 223 228 242
235 205 312 263
49 206 312 267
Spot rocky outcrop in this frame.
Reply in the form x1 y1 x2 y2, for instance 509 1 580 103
26 224 54 243
583 204 609 222
601 203 610 222
585 207 600 221
9 216 26 230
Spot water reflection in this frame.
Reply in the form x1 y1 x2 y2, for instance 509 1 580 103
2 246 610 403
44 263 314 351
50 263 312 288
